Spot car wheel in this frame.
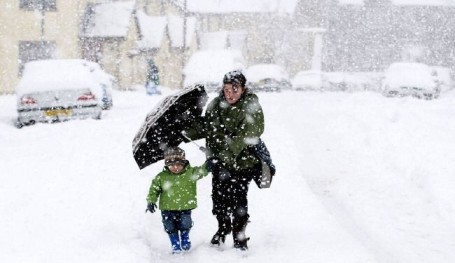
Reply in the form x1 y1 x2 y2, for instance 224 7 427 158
15 121 24 129
422 93 432 100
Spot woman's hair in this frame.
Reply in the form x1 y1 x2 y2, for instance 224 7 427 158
223 70 246 87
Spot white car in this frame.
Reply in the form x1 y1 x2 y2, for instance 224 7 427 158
245 64 291 92
432 66 454 93
15 59 113 128
183 49 245 92
382 62 440 99
292 71 324 91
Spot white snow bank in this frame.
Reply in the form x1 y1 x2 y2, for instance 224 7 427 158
167 15 197 48
2 88 455 263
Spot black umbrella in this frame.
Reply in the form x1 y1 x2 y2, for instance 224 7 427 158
250 139 276 189
132 85 208 169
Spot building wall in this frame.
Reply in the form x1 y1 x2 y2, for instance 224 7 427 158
0 0 87 94
0 0 312 94
95 0 196 90
119 17 140 89
195 12 314 76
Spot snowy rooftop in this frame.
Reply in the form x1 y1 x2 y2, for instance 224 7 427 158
136 11 167 49
171 0 299 14
167 16 197 48
82 1 135 38
135 11 196 49
3 87 455 263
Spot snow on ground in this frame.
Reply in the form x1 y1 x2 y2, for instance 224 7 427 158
1 87 455 263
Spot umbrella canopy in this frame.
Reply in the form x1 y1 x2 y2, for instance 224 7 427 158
250 139 276 189
132 85 208 169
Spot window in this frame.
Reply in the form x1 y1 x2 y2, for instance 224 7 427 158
18 41 56 75
20 0 56 11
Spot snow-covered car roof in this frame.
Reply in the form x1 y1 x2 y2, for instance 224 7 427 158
292 70 323 88
383 62 436 88
183 49 245 87
245 64 290 83
16 59 111 98
432 66 453 85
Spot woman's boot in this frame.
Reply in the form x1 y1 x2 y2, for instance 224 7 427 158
233 216 249 250
210 215 232 246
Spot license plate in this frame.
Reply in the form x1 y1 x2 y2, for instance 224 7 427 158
44 109 72 117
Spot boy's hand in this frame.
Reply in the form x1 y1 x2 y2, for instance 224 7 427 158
145 203 157 213
205 157 221 172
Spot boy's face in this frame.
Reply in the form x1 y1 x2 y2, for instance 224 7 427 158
168 163 184 174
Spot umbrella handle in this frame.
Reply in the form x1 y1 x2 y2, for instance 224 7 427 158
181 131 207 153
199 146 207 153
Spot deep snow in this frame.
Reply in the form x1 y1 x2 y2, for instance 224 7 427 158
1 88 455 263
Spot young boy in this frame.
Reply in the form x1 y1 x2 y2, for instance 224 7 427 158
146 146 209 253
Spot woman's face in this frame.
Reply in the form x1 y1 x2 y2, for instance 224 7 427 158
223 84 244 105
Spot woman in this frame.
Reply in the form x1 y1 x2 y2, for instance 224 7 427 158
203 70 265 250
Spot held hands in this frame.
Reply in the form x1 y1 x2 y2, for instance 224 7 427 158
199 146 207 153
145 203 157 213
205 157 231 181
205 157 221 173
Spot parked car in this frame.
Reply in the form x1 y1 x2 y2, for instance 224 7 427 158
84 61 115 110
245 64 291 92
431 66 454 93
381 62 440 99
292 71 324 91
183 49 245 92
15 59 113 128
325 72 380 92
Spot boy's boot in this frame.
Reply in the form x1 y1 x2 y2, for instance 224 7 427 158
180 230 191 251
233 217 249 251
168 233 181 254
211 215 232 246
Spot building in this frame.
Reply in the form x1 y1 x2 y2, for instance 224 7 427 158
0 0 319 95
0 0 198 94
0 0 87 94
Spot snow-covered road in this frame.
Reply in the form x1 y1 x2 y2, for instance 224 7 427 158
1 88 455 263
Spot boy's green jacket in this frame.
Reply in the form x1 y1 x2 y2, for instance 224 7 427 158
147 164 208 211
